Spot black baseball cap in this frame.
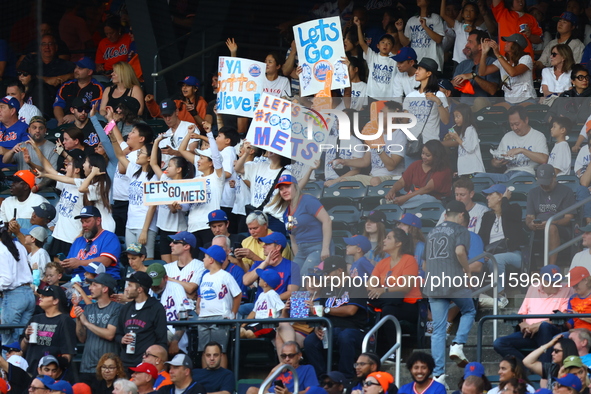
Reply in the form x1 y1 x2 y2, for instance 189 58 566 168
87 273 117 291
38 285 68 307
322 256 347 274
33 202 57 221
446 200 468 215
74 206 101 219
127 271 153 289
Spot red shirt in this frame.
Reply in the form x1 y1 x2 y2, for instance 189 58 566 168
95 33 132 71
401 161 452 199
492 2 542 58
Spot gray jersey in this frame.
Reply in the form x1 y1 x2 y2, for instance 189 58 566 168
80 301 122 373
424 221 471 297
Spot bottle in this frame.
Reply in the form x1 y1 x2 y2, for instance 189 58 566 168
126 331 136 354
322 327 329 349
29 322 38 344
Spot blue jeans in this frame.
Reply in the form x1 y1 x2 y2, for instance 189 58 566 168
238 303 254 319
401 194 440 210
473 170 533 183
304 327 364 378
2 286 35 345
493 322 561 363
488 251 522 292
295 241 335 275
576 185 591 220
429 290 476 376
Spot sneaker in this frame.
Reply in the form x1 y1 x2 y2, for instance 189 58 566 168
433 374 449 390
498 295 509 309
425 321 433 336
387 353 396 362
478 294 495 308
449 343 469 367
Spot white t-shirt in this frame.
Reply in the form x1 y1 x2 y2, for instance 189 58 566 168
541 68 572 95
549 141 571 176
113 145 138 201
126 163 158 232
350 81 368 111
574 145 590 176
324 133 365 180
263 76 291 98
53 181 84 243
18 103 42 124
493 55 536 104
0 193 48 226
159 121 194 166
569 249 591 271
489 216 504 243
73 178 116 233
253 289 285 319
243 161 291 220
232 172 251 216
437 202 489 233
364 49 397 99
220 146 237 208
488 384 535 394
498 128 549 174
452 21 486 63
404 14 445 71
198 269 241 318
457 125 485 176
28 248 51 272
156 174 188 232
392 71 419 101
403 90 448 143
370 129 406 177
579 115 591 139
187 171 224 232
165 258 205 309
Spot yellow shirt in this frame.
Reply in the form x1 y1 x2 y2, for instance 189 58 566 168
241 229 292 267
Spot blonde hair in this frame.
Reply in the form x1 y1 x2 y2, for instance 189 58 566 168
113 62 140 89
270 182 300 212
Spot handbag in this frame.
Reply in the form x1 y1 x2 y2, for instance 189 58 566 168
484 238 510 254
245 168 286 215
405 97 433 159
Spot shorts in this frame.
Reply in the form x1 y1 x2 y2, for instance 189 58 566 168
47 238 72 259
197 315 230 352
158 229 177 256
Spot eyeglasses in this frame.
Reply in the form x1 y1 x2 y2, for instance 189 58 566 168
40 42 56 47
279 353 299 359
75 107 91 113
362 381 381 388
553 383 566 389
101 365 117 370
143 352 158 358
17 71 30 77
575 75 591 81
552 348 563 353
321 381 335 388
354 362 373 368
551 52 559 57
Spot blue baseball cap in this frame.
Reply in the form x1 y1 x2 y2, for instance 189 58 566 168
399 213 422 229
463 362 485 379
540 264 561 279
1 96 20 112
46 380 73 394
256 268 281 289
555 374 582 392
393 46 417 62
74 206 101 219
275 174 298 189
208 209 229 224
438 79 453 91
169 231 197 248
343 235 372 254
482 184 507 195
37 375 56 388
554 11 578 25
199 245 227 263
75 57 96 71
178 76 201 89
259 232 287 248
535 389 552 394
1 341 21 352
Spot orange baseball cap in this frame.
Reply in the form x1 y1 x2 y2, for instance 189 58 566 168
8 170 35 189
367 372 394 392
72 383 91 394
0 377 11 394
569 266 590 287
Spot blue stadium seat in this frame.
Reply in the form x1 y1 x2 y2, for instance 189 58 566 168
373 204 403 224
327 205 362 231
301 182 323 199
321 181 367 210
404 202 445 228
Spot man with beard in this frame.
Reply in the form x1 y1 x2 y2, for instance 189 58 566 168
351 353 380 394
74 273 122 385
191 341 234 394
61 206 122 280
398 352 446 394
2 117 57 192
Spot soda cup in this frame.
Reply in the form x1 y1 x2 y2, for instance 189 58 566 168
29 322 38 344
126 331 136 354
179 309 188 321
519 23 528 33
322 327 329 349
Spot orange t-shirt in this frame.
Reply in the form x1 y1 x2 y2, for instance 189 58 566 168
568 293 591 330
492 2 542 58
95 33 132 71
371 254 422 304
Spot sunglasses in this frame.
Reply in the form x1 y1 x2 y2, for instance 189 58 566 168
279 353 299 359
17 71 30 77
172 240 187 245
287 215 294 231
575 75 591 81
321 381 335 388
552 348 563 353
551 52 559 57
76 107 91 113
362 381 381 388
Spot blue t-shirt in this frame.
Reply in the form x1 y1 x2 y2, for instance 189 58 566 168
283 194 324 244
191 367 235 393
68 230 122 279
582 353 591 367
399 380 447 394
350 256 374 279
0 120 29 162
469 232 485 263
250 258 301 299
268 364 318 393
226 262 248 300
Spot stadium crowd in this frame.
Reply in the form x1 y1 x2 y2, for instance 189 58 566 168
1 0 591 394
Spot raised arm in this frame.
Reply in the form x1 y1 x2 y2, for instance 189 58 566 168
26 137 62 177
479 39 501 76
107 126 130 174
283 40 298 76
77 166 105 194
354 17 369 54
178 127 198 164
396 19 410 47
226 38 238 57
440 0 456 28
203 121 224 178
150 134 165 179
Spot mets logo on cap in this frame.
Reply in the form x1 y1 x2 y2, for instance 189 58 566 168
162 102 168 108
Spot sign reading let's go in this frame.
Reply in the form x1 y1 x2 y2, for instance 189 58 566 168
143 179 207 205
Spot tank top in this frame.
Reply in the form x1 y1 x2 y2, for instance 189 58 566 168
106 86 131 109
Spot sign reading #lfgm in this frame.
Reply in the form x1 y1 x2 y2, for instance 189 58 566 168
143 179 207 205
217 56 266 118
293 17 350 96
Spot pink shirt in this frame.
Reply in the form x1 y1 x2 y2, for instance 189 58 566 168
519 284 573 324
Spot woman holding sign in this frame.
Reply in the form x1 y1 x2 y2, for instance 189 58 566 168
150 134 193 263
263 52 292 98
110 124 159 259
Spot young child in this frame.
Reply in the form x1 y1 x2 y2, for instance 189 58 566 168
549 116 573 176
442 103 485 176
41 262 64 288
197 245 241 368
345 235 375 279
347 56 368 111
240 268 285 339
355 16 397 99
566 266 591 330
24 226 50 284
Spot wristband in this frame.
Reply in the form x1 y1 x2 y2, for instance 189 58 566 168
104 120 116 135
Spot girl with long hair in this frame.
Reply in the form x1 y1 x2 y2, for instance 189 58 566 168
541 44 575 100
441 103 485 176
363 211 388 265
100 61 144 116
488 356 534 394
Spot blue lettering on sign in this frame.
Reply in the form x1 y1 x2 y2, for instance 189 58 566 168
270 130 289 151
254 127 271 146
225 59 242 74
296 19 340 63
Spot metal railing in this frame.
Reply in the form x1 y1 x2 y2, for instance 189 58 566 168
258 364 299 394
362 315 402 387
468 252 499 339
544 195 591 266
476 313 591 362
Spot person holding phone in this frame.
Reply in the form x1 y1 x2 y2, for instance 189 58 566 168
145 76 206 127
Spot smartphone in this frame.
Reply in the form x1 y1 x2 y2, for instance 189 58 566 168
274 380 285 388
57 253 66 261
233 242 242 251
533 219 542 224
